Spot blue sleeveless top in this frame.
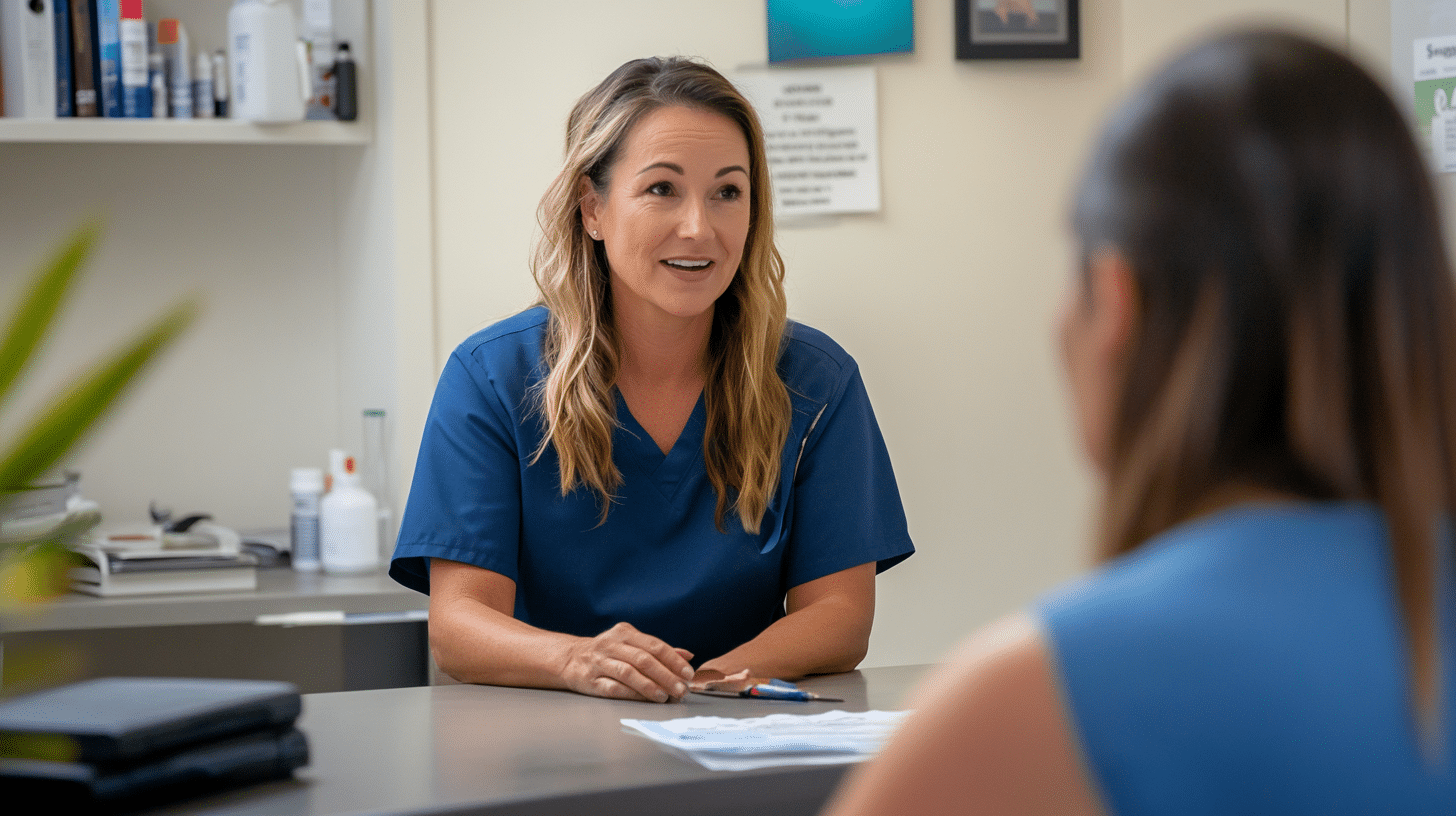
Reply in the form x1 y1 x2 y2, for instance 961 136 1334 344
1038 503 1456 815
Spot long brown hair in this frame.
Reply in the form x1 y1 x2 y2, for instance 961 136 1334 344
1074 30 1455 742
530 57 790 532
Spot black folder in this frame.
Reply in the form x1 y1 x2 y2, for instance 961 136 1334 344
0 726 309 809
0 677 307 810
0 677 302 764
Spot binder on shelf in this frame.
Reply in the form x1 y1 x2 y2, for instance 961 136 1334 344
53 0 71 115
68 0 96 115
93 0 119 116
0 0 57 118
117 0 144 116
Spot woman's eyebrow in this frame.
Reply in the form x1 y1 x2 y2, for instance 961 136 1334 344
638 161 684 176
634 162 749 178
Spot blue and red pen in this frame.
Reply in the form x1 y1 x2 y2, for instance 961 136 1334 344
691 678 844 702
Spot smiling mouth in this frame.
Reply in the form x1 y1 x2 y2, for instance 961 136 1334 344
662 259 713 272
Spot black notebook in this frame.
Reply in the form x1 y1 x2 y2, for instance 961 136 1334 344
0 677 302 764
0 726 309 809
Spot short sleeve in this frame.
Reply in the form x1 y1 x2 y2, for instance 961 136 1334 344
388 349 524 594
783 363 914 588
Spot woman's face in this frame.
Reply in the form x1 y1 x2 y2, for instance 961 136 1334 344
1058 249 1135 475
580 105 752 331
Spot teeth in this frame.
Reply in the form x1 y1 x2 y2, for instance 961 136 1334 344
665 259 710 270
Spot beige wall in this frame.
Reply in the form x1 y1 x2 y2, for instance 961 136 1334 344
0 143 344 527
1121 0 1347 78
428 1 1400 668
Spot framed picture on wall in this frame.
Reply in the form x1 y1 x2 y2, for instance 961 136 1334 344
955 0 1080 60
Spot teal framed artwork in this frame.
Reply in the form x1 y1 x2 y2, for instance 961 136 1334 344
767 0 915 63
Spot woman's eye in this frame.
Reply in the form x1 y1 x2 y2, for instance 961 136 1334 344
647 181 674 196
718 184 743 201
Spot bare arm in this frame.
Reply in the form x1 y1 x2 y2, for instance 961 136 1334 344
821 613 1106 816
428 558 695 703
697 562 875 680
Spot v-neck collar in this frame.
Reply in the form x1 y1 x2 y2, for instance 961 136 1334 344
614 389 707 502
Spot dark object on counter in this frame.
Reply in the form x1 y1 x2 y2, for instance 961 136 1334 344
1 727 308 812
333 41 357 121
148 501 211 533
241 538 288 568
0 677 308 811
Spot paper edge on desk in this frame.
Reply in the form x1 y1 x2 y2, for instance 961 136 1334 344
620 709 911 771
690 750 869 772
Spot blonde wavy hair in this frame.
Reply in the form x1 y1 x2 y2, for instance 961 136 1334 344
529 57 790 533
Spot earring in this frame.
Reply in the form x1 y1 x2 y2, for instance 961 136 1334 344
590 230 599 240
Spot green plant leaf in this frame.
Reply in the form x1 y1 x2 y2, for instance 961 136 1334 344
0 222 101 417
0 298 198 493
0 541 83 610
0 733 80 762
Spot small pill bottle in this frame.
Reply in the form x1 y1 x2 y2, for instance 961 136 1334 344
290 467 324 572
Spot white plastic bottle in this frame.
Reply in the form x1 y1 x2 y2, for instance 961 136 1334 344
289 467 323 573
320 449 379 575
227 0 308 123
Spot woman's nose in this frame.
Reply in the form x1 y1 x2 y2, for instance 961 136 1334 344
677 198 711 239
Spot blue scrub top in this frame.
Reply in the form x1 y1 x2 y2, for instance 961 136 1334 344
390 307 914 663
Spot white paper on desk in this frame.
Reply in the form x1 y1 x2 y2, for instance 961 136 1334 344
621 709 911 771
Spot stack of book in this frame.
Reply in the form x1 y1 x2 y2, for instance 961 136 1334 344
70 544 258 597
0 0 227 120
0 677 309 810
2 0 151 118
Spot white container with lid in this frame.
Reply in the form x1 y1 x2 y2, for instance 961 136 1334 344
227 0 309 122
320 449 379 575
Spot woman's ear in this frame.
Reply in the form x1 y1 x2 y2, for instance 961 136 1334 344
578 176 602 238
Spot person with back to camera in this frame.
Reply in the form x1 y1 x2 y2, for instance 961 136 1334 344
824 29 1456 816
389 57 914 704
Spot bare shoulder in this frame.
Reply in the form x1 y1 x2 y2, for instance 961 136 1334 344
822 613 1107 816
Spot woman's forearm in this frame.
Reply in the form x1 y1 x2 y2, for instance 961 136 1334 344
429 592 580 689
428 558 694 701
699 563 876 680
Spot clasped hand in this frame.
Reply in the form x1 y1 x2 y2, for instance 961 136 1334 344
561 622 695 703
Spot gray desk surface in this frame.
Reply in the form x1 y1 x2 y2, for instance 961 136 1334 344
8 569 426 633
157 664 930 816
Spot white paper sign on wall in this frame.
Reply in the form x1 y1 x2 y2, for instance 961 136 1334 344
1415 35 1456 173
733 65 883 219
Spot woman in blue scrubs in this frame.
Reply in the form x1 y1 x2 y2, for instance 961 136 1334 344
827 29 1455 816
391 57 914 704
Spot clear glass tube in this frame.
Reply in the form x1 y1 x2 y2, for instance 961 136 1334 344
361 409 394 562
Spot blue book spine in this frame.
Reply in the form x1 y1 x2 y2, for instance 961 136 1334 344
54 0 74 116
94 0 121 117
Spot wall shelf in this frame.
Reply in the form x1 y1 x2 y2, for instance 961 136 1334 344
0 117 371 145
